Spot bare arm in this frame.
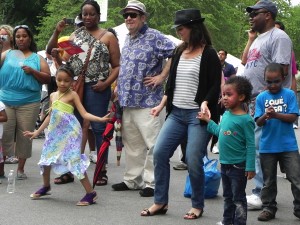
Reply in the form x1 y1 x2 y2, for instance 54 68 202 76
46 19 67 55
21 55 51 84
256 113 269 127
150 95 168 117
23 111 51 140
0 110 7 122
241 30 257 65
0 49 8 68
256 105 297 126
73 91 111 123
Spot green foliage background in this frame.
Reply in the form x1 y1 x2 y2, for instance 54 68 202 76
1 0 299 60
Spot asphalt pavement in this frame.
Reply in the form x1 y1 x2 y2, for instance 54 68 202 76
0 129 300 225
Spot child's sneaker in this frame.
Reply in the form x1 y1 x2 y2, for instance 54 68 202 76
246 194 262 210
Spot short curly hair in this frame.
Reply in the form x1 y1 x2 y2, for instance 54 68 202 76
225 76 253 103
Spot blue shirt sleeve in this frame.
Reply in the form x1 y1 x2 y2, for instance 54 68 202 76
254 93 265 121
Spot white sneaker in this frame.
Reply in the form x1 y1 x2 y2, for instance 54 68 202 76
246 194 262 210
89 151 97 164
293 124 298 129
212 146 219 154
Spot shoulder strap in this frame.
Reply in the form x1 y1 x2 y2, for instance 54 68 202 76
98 29 107 41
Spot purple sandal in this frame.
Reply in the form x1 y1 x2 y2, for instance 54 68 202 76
76 191 98 206
30 186 51 199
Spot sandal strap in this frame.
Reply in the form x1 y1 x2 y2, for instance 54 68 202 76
35 186 51 195
77 191 97 205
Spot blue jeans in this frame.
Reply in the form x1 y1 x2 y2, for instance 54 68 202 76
153 106 210 209
76 82 111 155
260 151 300 215
221 162 247 225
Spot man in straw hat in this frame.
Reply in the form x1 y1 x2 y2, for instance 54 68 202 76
113 0 175 197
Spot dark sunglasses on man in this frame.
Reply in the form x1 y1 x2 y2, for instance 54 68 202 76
249 10 269 18
123 12 140 19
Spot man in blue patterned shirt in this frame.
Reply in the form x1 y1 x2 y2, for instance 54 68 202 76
113 0 175 197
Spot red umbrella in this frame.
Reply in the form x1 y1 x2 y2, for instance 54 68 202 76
93 100 123 188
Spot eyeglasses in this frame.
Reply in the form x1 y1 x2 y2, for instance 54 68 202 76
14 25 29 31
123 12 140 19
249 11 269 18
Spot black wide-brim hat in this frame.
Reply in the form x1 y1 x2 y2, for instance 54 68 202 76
172 9 205 29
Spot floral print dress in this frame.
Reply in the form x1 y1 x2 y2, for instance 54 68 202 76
38 99 89 180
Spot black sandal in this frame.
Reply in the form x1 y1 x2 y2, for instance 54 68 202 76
54 172 74 185
95 170 108 186
141 204 168 216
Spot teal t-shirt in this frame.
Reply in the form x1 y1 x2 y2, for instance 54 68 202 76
0 50 41 106
207 110 255 171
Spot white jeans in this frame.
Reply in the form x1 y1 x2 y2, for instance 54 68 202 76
122 107 165 189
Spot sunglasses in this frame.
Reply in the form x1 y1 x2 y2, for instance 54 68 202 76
14 25 29 31
249 11 269 18
123 12 140 19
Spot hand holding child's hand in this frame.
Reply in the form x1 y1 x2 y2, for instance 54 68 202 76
23 130 38 140
245 171 256 180
200 101 211 119
197 111 210 122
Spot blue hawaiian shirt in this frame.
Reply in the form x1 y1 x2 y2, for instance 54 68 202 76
117 24 175 108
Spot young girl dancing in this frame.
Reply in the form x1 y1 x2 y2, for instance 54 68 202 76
23 64 110 206
198 76 256 225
